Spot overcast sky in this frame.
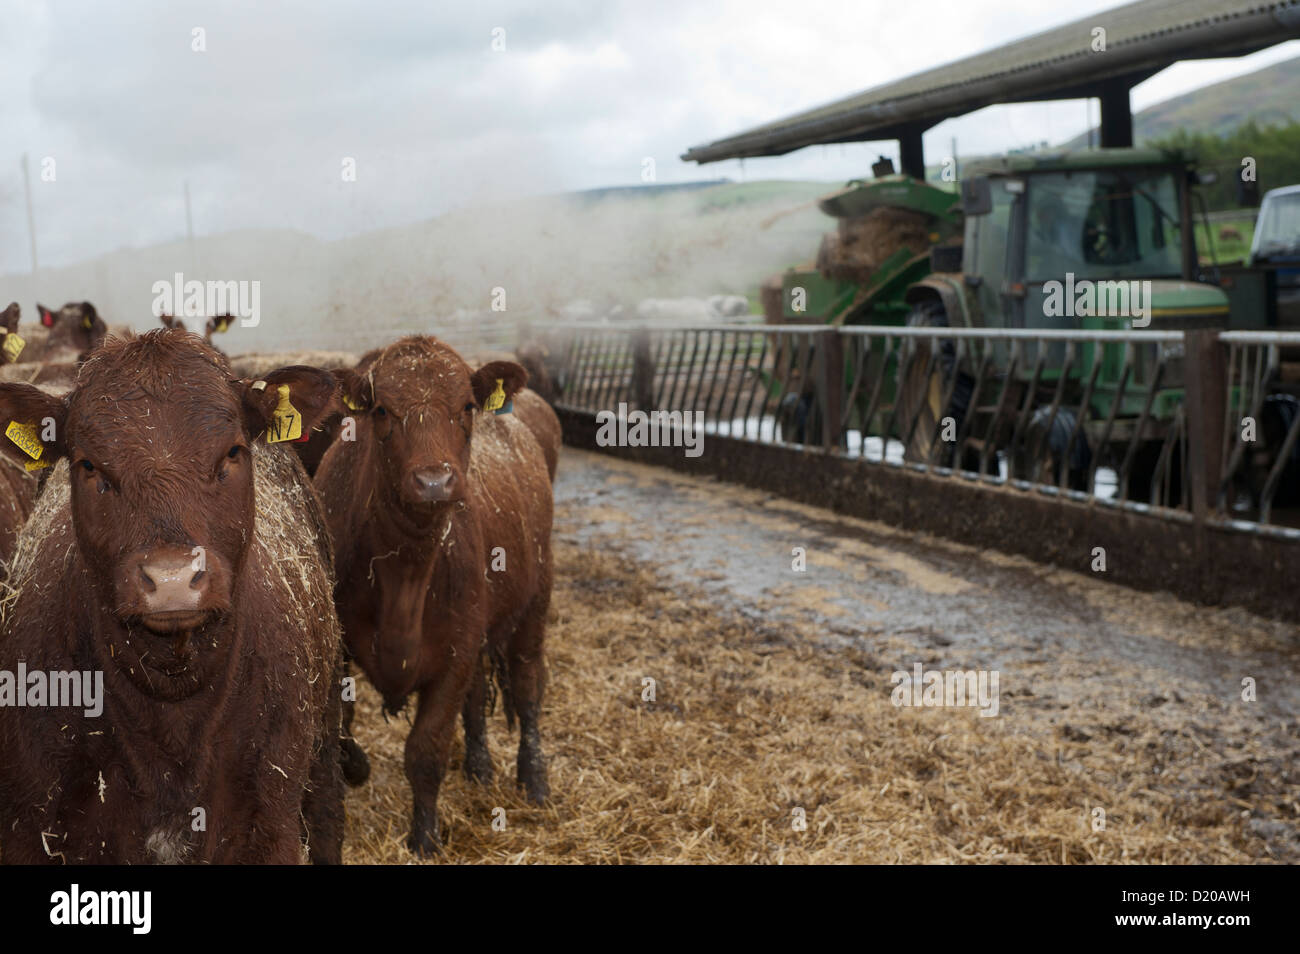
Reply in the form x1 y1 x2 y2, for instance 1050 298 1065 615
1 0 1296 273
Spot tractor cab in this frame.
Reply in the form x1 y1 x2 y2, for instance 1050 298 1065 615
917 149 1234 335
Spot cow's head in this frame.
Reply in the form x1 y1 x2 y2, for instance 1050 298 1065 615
40 301 108 356
205 314 233 338
334 336 526 521
0 331 335 692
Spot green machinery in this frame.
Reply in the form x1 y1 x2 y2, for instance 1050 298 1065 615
768 148 1291 504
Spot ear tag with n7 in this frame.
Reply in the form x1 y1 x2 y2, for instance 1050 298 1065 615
6 421 44 460
266 384 303 443
2 333 25 363
485 378 511 415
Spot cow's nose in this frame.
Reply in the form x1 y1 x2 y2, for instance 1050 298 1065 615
139 554 207 614
409 467 456 502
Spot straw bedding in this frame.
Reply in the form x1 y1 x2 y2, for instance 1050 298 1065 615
341 540 1295 864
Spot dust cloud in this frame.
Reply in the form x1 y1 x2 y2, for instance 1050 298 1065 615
1 182 833 354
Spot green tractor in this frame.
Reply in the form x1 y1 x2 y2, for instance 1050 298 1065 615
762 161 962 442
773 147 1291 506
764 164 963 329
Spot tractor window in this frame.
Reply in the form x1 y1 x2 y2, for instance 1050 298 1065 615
969 178 1016 290
1025 170 1182 281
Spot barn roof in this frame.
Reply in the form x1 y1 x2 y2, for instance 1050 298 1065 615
681 0 1300 163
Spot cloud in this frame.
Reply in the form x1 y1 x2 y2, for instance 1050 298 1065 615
0 0 1293 273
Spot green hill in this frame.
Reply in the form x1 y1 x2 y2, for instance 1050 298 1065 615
1061 56 1300 149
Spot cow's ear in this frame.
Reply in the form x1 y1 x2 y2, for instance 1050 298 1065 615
332 367 371 412
238 366 338 444
1 302 19 335
0 383 68 469
37 304 55 328
470 360 527 409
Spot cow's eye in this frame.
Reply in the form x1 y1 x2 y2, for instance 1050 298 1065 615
464 402 476 414
227 445 241 460
78 459 94 473
373 405 387 418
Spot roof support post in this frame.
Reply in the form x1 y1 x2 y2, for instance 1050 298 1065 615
1098 78 1133 148
899 126 925 181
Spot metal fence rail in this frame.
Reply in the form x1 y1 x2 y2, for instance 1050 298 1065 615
539 322 1300 537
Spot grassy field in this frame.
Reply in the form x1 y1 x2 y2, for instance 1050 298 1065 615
1198 216 1256 265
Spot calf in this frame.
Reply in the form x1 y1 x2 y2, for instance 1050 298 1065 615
159 313 232 355
512 388 561 481
0 330 345 864
0 443 39 567
314 336 554 855
34 301 108 362
1 303 23 364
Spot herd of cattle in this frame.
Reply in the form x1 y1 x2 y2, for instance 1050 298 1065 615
0 301 562 863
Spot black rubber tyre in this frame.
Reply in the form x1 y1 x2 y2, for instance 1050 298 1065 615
1125 440 1183 506
898 299 973 466
1013 406 1091 491
1251 394 1300 509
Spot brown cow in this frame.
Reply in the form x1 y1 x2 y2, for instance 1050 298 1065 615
296 384 559 483
34 301 108 362
0 330 345 864
0 303 24 365
512 388 561 481
0 302 62 563
0 447 39 567
160 312 233 352
314 336 554 855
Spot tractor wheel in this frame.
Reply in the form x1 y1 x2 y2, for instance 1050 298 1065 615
1013 406 1091 491
1248 394 1300 509
776 390 822 445
1125 440 1183 506
899 299 973 466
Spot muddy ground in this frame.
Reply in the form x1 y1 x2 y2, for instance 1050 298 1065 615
343 449 1299 864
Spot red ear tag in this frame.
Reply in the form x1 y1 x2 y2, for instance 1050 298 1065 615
295 433 311 443
40 309 53 328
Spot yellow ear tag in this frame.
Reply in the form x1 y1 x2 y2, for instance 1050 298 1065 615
266 384 303 443
483 378 507 414
342 394 362 411
6 421 44 460
215 319 229 333
2 333 25 363
25 458 50 472
81 316 93 330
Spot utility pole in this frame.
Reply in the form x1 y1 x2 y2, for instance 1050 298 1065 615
950 136 958 182
21 154 38 275
184 179 196 276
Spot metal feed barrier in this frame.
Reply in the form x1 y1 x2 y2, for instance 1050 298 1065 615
542 322 1300 540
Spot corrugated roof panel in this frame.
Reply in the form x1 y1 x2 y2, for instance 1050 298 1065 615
683 0 1300 162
